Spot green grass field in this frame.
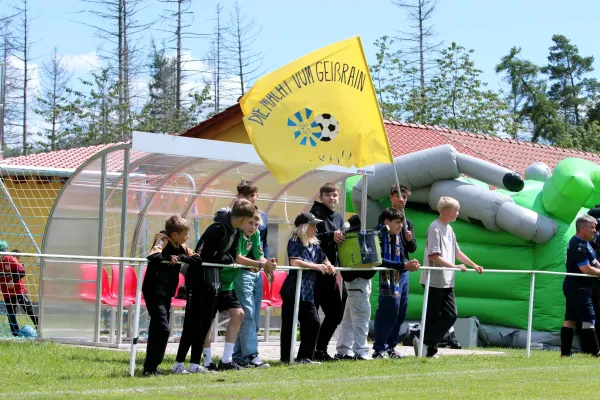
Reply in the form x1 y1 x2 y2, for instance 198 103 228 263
0 340 596 399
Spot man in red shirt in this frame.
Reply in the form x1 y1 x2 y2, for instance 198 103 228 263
0 241 38 336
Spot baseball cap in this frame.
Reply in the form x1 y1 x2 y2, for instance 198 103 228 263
294 212 323 227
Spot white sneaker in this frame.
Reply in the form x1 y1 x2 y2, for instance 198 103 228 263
413 337 427 357
249 356 270 369
188 365 216 374
172 364 190 375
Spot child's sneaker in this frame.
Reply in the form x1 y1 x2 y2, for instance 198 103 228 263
204 363 218 372
387 349 404 359
172 363 190 375
313 350 336 362
372 351 387 359
334 353 355 361
295 358 321 365
218 361 241 371
248 356 270 369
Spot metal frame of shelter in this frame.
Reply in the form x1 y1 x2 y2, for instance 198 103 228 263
39 132 369 345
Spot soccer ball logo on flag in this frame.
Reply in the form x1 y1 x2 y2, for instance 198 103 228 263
288 108 340 146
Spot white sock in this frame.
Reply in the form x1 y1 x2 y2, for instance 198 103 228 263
251 356 262 365
173 361 184 369
189 363 200 372
222 342 235 363
203 348 212 367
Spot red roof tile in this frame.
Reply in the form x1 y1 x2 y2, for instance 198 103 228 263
385 122 600 173
0 143 125 171
2 115 600 176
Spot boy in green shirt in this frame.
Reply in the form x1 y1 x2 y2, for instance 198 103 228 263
202 209 276 370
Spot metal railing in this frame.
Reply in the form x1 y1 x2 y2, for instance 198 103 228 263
1 251 595 377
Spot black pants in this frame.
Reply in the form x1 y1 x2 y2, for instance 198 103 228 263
143 298 171 373
280 297 321 362
423 287 457 348
176 286 218 365
314 274 344 352
4 294 38 336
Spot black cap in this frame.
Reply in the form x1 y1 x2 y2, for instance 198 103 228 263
294 212 323 227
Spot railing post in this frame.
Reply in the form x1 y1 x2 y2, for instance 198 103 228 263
419 269 431 357
95 154 107 343
117 149 131 344
289 269 303 365
526 272 536 358
129 261 145 377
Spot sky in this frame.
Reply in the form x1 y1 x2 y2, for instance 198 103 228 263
4 0 600 141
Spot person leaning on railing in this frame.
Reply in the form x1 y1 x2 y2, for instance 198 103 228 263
561 214 600 357
279 212 336 365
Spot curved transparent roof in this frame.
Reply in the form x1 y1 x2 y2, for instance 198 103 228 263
40 136 358 340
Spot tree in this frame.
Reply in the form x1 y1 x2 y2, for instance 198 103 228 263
78 0 155 140
63 68 130 147
413 42 508 134
370 35 411 120
224 0 264 97
9 0 36 154
205 3 227 114
541 34 597 126
33 47 72 150
496 47 540 139
391 0 441 122
136 41 211 134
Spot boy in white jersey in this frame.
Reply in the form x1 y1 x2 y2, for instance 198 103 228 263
414 197 483 358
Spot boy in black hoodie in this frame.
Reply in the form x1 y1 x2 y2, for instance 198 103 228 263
310 183 345 362
174 199 256 373
142 215 199 376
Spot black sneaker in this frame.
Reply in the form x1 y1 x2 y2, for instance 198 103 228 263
142 370 163 377
426 345 440 358
218 361 241 371
295 358 321 365
448 332 462 349
334 353 356 361
313 350 336 362
387 349 404 359
372 351 387 359
354 355 370 361
205 363 218 372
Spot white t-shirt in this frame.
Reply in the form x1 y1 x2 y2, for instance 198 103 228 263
419 219 460 288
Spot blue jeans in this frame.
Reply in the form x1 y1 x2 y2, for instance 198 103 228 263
373 271 409 352
233 270 263 363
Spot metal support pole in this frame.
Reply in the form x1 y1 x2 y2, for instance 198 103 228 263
94 155 107 343
129 261 145 377
526 273 536 358
360 176 368 231
289 269 303 365
117 149 131 344
418 270 431 357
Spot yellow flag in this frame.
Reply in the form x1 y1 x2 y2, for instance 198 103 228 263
240 36 393 183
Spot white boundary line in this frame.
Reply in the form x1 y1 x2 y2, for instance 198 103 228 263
3 364 591 398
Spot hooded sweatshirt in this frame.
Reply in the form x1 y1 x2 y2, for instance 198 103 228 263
143 231 199 300
186 209 240 292
310 201 344 267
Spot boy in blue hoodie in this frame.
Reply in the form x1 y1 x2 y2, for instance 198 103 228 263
372 208 420 359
